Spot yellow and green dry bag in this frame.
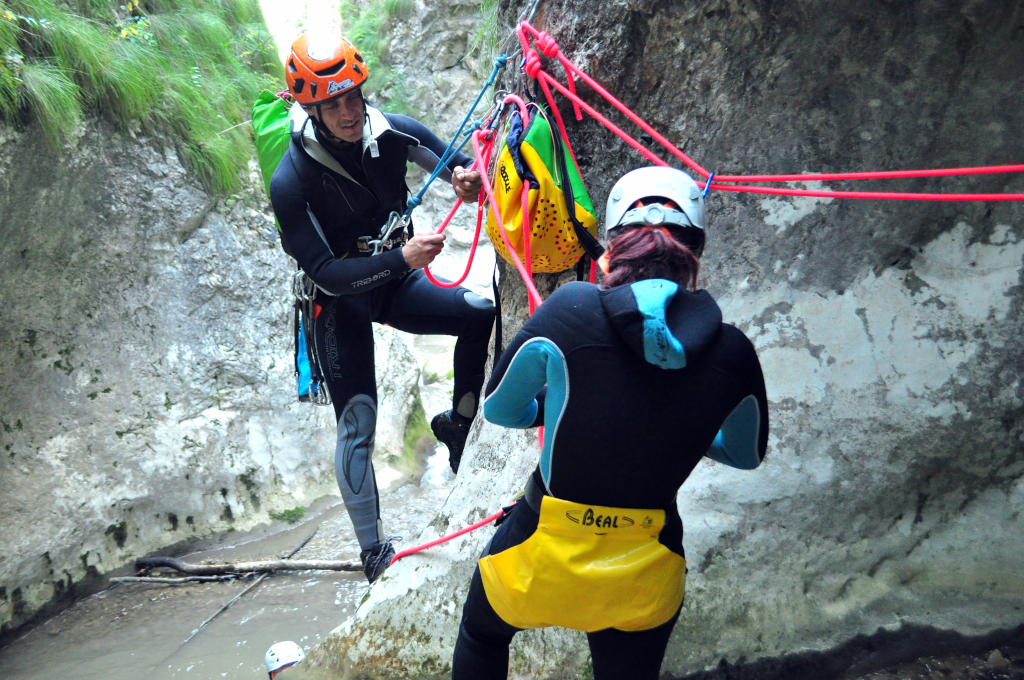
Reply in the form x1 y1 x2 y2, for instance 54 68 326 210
486 104 603 273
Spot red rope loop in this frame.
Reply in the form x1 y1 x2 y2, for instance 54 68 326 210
524 49 543 79
536 31 559 57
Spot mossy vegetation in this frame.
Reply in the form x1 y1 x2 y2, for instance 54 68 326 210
398 393 435 475
469 0 502 67
0 0 282 192
270 507 306 524
337 0 415 117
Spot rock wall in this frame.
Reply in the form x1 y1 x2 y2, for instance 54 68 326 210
0 120 422 637
303 0 1024 678
373 0 499 295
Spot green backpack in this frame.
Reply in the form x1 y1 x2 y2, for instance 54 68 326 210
252 90 328 404
251 90 294 228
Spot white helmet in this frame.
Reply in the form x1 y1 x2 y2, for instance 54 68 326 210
265 641 305 677
605 166 706 234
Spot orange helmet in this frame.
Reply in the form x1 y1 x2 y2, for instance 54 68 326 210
286 34 368 105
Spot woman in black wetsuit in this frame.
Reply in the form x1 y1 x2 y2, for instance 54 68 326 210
451 167 770 680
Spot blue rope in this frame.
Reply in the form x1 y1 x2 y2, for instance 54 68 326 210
404 54 509 218
701 171 715 198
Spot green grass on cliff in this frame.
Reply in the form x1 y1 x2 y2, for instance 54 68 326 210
0 0 282 192
337 0 417 118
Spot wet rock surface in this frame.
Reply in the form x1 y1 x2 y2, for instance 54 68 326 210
301 0 1024 678
0 120 425 638
854 644 1024 680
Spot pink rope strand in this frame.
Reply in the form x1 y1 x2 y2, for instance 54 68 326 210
390 507 512 566
518 21 1024 199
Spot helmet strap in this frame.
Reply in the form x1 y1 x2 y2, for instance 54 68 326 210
310 103 344 143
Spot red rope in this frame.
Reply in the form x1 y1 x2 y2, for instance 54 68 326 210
537 69 668 167
517 21 1024 201
714 165 1024 183
519 22 709 177
389 129 536 569
475 132 544 309
423 195 485 288
702 184 1024 202
537 67 1024 202
390 506 513 567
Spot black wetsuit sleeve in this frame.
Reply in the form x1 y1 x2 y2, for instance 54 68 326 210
385 113 475 180
270 153 409 296
705 327 770 469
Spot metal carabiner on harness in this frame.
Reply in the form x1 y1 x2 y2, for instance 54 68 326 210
292 270 316 301
310 380 332 406
291 270 332 407
370 211 410 256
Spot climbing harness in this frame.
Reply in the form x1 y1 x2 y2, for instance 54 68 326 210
370 211 411 256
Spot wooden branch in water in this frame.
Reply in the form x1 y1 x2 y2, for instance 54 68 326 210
180 528 321 646
110 575 239 584
135 556 361 574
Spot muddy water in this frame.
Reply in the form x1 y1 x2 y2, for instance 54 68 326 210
0 330 468 680
0 446 455 679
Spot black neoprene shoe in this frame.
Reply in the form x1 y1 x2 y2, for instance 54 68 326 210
431 409 472 473
360 540 396 584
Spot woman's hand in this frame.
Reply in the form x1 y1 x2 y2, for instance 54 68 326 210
452 166 483 203
402 232 446 269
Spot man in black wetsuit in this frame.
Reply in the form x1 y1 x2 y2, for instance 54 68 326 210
269 33 495 582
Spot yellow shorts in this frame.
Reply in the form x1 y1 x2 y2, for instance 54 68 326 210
478 495 686 632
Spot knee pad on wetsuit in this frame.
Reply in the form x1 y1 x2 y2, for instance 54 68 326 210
334 394 385 550
458 290 496 322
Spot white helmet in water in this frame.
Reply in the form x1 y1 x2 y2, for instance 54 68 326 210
265 641 305 678
605 166 706 253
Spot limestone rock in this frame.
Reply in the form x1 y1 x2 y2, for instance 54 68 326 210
373 324 427 472
0 121 423 637
303 0 1024 677
987 649 1011 669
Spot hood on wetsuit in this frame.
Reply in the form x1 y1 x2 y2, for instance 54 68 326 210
598 279 722 370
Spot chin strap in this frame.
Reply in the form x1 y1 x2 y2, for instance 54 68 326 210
310 103 344 143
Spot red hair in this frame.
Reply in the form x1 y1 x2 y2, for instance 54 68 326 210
602 227 700 291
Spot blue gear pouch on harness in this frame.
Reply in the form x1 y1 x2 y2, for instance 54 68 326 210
296 316 313 401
